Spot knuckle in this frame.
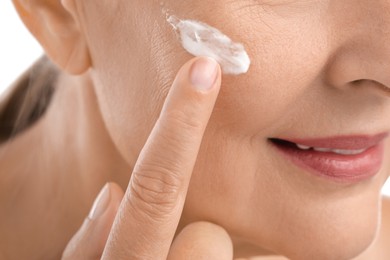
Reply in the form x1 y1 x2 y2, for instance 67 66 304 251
128 163 184 218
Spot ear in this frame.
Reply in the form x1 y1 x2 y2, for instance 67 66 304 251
12 0 91 75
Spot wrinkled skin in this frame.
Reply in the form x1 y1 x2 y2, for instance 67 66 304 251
3 0 390 259
83 1 390 259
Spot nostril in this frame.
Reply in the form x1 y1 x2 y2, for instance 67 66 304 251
351 79 390 96
376 83 390 96
351 79 365 85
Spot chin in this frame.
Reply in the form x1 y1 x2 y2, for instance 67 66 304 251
285 243 374 260
238 203 381 260
274 219 379 260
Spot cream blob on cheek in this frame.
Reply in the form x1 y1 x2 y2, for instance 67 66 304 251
167 15 251 75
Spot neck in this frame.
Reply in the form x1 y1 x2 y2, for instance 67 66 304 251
42 71 131 188
0 71 130 259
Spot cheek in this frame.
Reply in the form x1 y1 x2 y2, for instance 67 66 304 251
214 19 329 137
84 1 177 164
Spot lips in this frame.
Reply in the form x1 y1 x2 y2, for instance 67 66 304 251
270 133 389 183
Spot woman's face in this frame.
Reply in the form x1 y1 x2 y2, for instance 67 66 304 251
76 1 390 259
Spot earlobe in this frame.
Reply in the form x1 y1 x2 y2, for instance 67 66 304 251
12 0 91 75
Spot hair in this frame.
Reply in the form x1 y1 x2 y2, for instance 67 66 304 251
0 56 58 143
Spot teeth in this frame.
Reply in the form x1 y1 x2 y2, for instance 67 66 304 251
331 149 366 155
296 144 311 150
295 143 366 155
313 147 332 152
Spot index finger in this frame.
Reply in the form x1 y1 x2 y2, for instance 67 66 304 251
102 57 221 259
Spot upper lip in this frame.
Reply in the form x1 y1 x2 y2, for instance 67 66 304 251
272 132 389 150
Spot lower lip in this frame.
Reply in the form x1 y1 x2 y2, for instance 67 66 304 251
271 142 385 183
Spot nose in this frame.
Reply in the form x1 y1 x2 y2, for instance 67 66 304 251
325 1 390 97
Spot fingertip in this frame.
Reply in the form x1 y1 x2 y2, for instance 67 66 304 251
86 182 123 222
107 182 125 199
106 182 125 214
189 57 221 92
88 183 111 220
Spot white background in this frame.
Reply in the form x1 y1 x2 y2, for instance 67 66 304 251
1 2 390 196
0 1 42 94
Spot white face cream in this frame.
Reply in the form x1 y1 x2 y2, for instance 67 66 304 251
167 15 251 75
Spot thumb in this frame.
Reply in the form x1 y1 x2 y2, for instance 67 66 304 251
62 183 124 260
168 221 233 260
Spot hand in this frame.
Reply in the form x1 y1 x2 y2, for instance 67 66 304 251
62 57 234 259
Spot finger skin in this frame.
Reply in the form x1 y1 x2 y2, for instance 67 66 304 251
168 222 233 260
102 57 222 259
62 183 124 260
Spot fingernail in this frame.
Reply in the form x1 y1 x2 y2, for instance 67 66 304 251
88 183 110 220
189 57 219 91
